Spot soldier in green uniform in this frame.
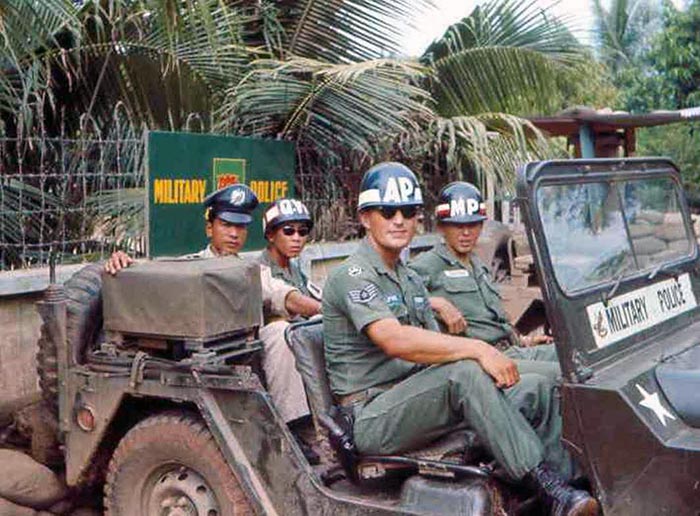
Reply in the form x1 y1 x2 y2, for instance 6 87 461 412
322 163 597 516
260 198 322 303
409 182 558 375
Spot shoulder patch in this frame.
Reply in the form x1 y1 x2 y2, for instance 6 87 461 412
348 283 379 304
348 265 363 277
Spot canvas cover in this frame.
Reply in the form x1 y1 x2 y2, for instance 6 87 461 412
103 257 262 340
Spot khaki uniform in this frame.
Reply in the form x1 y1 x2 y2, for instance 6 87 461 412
190 246 309 423
409 242 559 376
323 239 570 480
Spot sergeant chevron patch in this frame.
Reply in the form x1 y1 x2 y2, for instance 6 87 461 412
348 283 379 304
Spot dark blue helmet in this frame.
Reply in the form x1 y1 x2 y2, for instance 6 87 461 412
262 198 313 234
204 184 259 225
357 162 423 211
435 181 487 223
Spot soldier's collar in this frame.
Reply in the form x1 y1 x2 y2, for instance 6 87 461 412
358 238 404 279
436 241 467 268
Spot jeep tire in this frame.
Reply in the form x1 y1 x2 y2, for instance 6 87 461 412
104 411 252 516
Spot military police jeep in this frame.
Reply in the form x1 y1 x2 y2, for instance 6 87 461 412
517 158 700 515
37 158 700 515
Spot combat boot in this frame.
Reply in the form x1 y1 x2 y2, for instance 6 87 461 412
526 463 599 516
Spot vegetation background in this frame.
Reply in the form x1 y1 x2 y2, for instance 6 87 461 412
0 0 698 266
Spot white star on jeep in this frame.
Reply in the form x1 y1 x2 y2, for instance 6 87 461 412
636 384 676 427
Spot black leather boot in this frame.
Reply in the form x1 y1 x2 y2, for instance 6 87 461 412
526 463 599 516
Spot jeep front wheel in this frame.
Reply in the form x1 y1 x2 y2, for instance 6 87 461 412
104 411 252 516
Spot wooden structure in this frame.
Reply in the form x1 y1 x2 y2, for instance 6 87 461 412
528 106 700 158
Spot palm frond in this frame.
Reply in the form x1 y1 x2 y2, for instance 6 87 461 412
422 0 584 117
216 57 433 158
86 187 145 250
0 0 256 134
423 0 581 63
428 113 552 186
276 0 435 62
431 46 573 116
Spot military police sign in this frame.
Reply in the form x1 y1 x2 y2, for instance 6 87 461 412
147 131 295 256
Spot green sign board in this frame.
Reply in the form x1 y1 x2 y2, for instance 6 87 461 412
147 131 295 257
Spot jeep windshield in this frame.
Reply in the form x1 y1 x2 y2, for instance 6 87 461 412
536 177 693 294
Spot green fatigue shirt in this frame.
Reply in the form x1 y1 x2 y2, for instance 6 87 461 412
259 248 311 297
409 242 513 344
323 239 439 397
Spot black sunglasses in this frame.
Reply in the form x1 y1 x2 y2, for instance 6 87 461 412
377 206 419 220
281 225 311 237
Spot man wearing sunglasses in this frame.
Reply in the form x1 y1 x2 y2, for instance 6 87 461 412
260 198 323 307
105 184 322 463
322 162 598 516
409 182 559 379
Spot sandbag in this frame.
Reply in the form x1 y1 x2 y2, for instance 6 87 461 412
47 499 73 515
628 222 655 238
636 209 665 224
69 509 101 516
668 239 691 253
631 236 667 255
0 497 37 516
655 223 686 242
663 212 683 225
0 450 68 509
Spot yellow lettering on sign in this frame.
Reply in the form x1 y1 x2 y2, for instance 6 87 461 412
153 179 207 204
250 180 290 203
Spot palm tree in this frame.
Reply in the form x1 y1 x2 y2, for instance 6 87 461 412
217 0 592 223
592 0 662 74
0 0 603 256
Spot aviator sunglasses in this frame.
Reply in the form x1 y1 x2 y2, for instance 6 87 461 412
377 206 420 220
281 225 311 237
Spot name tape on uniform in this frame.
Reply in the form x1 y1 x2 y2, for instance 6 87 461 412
444 269 470 278
587 273 697 348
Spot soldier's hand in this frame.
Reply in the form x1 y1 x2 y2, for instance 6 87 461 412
104 251 134 275
477 346 520 388
521 334 553 347
431 297 467 334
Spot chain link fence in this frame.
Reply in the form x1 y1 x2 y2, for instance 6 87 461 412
1 121 409 271
0 115 146 271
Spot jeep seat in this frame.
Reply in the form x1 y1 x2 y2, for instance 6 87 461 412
284 319 490 483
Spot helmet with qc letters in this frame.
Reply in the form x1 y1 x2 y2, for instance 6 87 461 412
435 181 487 223
203 184 259 225
357 162 423 210
262 198 314 234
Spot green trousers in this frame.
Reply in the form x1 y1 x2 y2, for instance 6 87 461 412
505 343 561 381
353 359 571 480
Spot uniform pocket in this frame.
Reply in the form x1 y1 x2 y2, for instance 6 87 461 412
443 276 479 293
